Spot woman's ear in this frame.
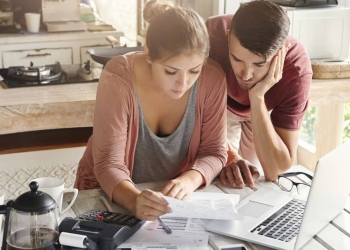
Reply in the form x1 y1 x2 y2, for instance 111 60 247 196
144 45 152 64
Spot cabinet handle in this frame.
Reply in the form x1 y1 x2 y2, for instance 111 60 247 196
26 53 52 57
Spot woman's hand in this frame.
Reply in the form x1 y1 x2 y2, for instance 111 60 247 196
161 170 204 200
134 189 171 221
220 159 260 189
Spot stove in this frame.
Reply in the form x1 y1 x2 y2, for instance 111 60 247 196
0 61 101 88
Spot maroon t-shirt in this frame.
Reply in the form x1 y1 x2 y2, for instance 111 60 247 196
206 14 312 130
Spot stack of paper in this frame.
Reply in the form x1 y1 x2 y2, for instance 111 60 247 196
117 192 242 250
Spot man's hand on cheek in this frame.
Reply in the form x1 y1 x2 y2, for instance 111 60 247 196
249 44 290 99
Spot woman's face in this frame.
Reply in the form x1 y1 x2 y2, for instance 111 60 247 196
150 53 205 99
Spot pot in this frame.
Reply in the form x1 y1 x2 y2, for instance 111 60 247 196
87 46 143 66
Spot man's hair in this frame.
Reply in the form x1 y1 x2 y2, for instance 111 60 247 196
229 0 290 61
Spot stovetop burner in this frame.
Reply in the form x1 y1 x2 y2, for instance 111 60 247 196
8 63 62 84
0 62 100 88
18 66 51 77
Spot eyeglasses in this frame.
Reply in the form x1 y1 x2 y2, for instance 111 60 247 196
278 172 313 194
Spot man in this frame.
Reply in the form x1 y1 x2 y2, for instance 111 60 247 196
206 0 312 188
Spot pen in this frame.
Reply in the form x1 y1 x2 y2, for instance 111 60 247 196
158 218 172 234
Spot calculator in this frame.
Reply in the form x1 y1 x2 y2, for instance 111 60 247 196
59 210 145 249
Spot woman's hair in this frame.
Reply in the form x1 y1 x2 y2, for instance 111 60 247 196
229 0 290 61
143 0 209 61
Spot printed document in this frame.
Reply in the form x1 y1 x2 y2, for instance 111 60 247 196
117 192 241 250
162 192 243 220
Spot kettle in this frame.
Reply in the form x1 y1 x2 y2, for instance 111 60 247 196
0 181 60 250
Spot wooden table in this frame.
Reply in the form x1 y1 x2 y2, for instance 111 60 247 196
59 165 350 250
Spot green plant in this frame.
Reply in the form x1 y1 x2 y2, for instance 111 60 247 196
300 103 350 145
300 106 317 146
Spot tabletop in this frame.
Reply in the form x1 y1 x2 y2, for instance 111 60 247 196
57 164 350 250
0 164 348 249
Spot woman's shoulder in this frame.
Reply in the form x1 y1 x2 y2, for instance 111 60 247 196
103 52 136 76
197 58 227 100
97 52 138 93
200 58 226 83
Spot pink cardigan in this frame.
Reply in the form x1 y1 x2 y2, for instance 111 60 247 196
75 53 228 200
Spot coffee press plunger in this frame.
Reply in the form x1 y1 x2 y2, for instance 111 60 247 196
0 181 60 250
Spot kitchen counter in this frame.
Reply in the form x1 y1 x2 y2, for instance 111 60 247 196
0 78 349 135
0 82 97 135
310 78 350 105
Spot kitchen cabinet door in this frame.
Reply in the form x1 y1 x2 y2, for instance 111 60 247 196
2 48 73 68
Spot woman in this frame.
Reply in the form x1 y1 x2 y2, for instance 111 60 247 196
74 0 227 221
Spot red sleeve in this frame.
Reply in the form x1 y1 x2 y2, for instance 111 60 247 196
92 58 136 199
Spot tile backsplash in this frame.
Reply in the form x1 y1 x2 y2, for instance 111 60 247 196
0 161 78 200
0 147 85 200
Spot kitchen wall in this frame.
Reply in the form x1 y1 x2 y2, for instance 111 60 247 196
338 0 350 7
92 0 350 48
94 0 137 46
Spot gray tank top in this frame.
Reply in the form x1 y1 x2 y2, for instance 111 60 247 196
132 81 198 184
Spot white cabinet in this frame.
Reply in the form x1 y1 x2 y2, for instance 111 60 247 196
3 48 72 68
0 30 124 68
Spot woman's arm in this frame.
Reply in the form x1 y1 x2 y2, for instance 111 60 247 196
161 169 204 200
189 59 228 185
92 65 134 199
112 180 170 220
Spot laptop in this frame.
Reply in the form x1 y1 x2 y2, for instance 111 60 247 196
206 140 350 250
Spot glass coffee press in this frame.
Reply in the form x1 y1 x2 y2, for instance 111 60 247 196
0 181 60 250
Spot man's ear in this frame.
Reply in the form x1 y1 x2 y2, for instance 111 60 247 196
144 45 152 64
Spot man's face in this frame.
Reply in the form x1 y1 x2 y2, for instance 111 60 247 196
228 33 274 90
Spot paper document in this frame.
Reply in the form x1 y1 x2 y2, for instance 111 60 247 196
118 219 208 249
162 192 243 220
117 192 241 250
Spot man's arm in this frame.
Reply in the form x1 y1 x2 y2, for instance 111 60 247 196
249 94 299 181
248 47 300 181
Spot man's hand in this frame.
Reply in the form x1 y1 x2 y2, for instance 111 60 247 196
249 43 291 99
134 189 171 221
220 159 260 189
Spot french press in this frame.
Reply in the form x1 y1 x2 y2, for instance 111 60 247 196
0 181 60 250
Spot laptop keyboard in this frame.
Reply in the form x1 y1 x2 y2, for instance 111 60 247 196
250 199 305 242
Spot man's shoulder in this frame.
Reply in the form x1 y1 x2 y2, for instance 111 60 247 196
206 14 233 25
284 36 313 78
206 14 233 36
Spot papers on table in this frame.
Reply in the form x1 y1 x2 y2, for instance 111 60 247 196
117 192 241 250
162 192 243 220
